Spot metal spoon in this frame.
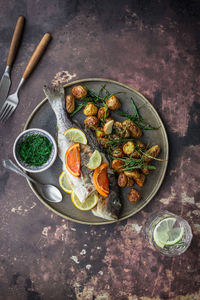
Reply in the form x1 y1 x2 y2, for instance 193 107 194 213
2 159 62 203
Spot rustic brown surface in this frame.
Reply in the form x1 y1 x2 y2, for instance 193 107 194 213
0 1 200 299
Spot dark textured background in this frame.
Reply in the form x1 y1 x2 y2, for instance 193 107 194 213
0 0 200 299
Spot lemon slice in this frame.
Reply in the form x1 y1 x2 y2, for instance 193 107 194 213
153 217 184 248
64 128 87 144
71 191 99 211
104 120 114 135
59 171 73 193
87 150 102 170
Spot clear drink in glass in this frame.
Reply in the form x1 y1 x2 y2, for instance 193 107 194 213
144 211 193 257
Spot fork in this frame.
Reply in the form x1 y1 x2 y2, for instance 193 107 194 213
0 33 51 123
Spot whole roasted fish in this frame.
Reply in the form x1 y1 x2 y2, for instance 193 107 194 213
43 85 121 220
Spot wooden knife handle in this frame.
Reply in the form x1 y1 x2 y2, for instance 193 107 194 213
22 33 51 80
7 16 25 67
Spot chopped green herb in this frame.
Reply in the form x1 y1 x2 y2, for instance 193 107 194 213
19 134 53 166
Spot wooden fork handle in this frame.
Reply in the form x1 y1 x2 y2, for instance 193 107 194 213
22 33 51 80
7 16 25 67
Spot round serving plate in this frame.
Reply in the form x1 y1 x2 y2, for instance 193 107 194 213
24 78 169 225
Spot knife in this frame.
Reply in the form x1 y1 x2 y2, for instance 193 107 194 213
0 16 25 111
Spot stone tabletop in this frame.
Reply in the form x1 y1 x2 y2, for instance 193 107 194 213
0 1 200 299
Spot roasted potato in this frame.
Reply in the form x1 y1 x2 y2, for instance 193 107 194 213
114 122 130 138
95 127 105 138
123 141 135 155
97 107 109 120
65 94 75 113
112 159 125 172
122 120 142 138
106 95 121 110
128 188 141 203
131 150 141 159
112 147 124 158
72 85 87 99
84 116 99 129
135 174 145 187
98 137 109 148
144 145 161 162
124 170 145 187
118 172 127 187
141 165 151 175
124 170 140 179
127 177 135 187
83 103 98 116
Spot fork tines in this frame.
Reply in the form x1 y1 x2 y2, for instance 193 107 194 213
0 102 15 123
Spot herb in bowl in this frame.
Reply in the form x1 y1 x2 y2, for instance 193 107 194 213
19 134 53 166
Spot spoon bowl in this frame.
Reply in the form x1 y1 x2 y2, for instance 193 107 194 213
38 183 63 203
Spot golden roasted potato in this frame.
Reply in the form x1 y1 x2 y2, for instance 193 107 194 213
135 174 145 187
124 170 145 187
84 116 99 129
122 120 142 138
123 141 135 155
112 147 124 158
95 127 105 139
83 103 98 116
106 95 121 110
128 188 141 203
97 107 109 120
72 85 87 99
112 159 125 172
114 122 130 138
127 177 135 187
65 94 75 113
124 170 140 179
144 145 161 162
118 172 127 187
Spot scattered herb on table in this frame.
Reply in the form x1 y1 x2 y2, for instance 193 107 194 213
19 134 53 166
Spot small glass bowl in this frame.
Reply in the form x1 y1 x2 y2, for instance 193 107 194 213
13 128 57 173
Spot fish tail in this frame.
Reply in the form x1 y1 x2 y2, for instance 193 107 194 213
43 84 73 129
43 84 65 108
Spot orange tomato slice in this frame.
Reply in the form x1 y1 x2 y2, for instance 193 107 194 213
65 143 81 177
93 163 109 197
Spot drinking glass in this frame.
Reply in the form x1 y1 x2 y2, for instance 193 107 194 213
144 211 193 257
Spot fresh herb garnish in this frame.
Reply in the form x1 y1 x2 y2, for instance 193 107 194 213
19 134 53 166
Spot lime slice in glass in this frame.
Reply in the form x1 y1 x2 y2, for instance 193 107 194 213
153 217 184 248
165 227 184 246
